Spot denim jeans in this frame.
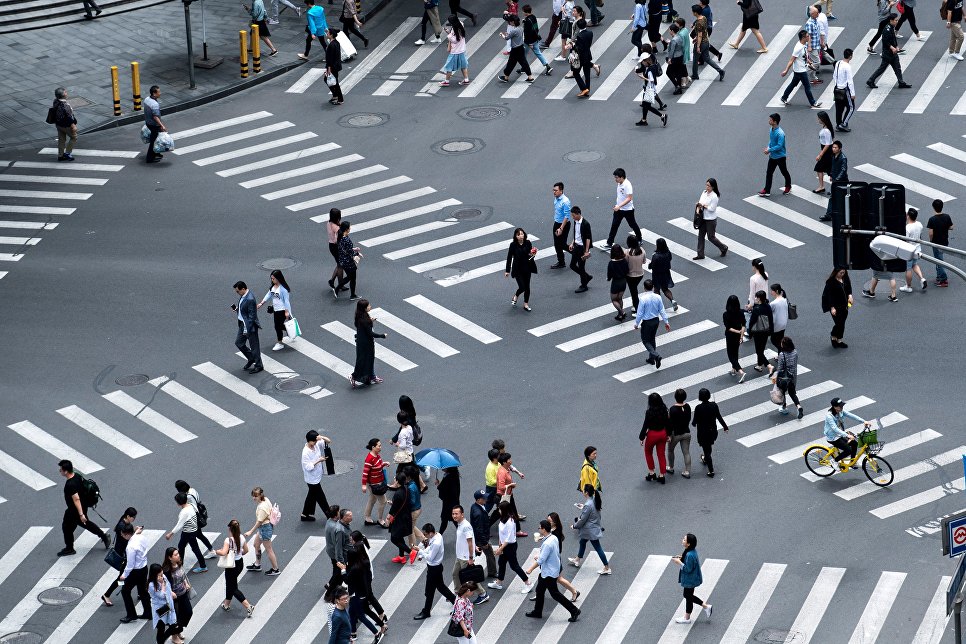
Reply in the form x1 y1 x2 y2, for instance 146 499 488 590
781 71 817 106
933 247 947 281
527 42 550 66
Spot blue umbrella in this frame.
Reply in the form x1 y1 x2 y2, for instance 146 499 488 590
415 448 462 469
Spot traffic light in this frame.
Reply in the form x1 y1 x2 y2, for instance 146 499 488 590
830 182 906 271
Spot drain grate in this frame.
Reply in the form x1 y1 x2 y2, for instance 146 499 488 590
563 150 605 164
432 138 484 156
338 112 389 128
38 586 83 606
275 377 310 392
115 374 149 387
457 105 510 121
259 257 299 271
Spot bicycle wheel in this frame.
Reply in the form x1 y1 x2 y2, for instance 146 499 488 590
805 446 836 478
863 455 894 487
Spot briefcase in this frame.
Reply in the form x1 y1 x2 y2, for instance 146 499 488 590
458 564 485 584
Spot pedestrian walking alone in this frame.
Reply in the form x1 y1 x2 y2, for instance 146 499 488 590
244 487 281 576
666 389 692 477
298 0 328 60
813 111 834 193
578 446 601 492
334 221 360 298
362 438 389 527
325 28 345 105
568 206 593 292
340 0 368 46
895 0 924 40
216 520 254 617
769 336 803 418
626 235 646 314
948 0 965 60
441 15 471 86
821 266 852 348
723 294 746 382
927 199 953 286
635 279 671 369
605 168 642 249
758 113 791 197
866 14 912 89
524 520 581 622
51 88 78 161
748 290 773 372
649 239 678 310
303 430 333 522
778 30 822 108
570 19 595 97
143 86 167 164
550 182 572 268
350 299 386 387
568 485 611 573
729 0 767 52
232 280 263 374
694 178 728 259
640 392 670 482
672 533 712 623
57 459 110 557
505 227 536 310
256 269 293 352
607 245 630 321
692 388 728 477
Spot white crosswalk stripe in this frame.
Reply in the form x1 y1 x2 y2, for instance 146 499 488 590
744 195 833 237
0 174 107 186
349 199 461 231
892 152 966 185
586 321 713 369
340 17 423 94
536 551 614 643
615 339 728 383
722 25 799 106
370 307 460 357
0 204 75 215
286 337 355 379
786 567 846 644
816 29 876 107
547 21 628 100
558 307 691 353
176 111 271 139
657 558 727 643
254 352 335 399
645 351 775 397
635 227 726 271
262 165 387 200
0 189 91 200
0 235 40 245
8 420 103 473
384 222 514 260
374 39 444 96
927 142 966 163
240 153 364 188
769 411 908 464
592 46 639 102
720 563 786 644
287 176 413 212
0 220 58 230
858 32 931 112
0 527 51 586
418 18 504 95
475 548 540 643
766 27 844 108
173 123 296 155
677 25 743 104
913 576 952 644
736 390 866 448
322 320 418 371
593 554 670 644
148 375 245 427
192 362 289 413
529 298 633 337
848 571 906 644
410 237 533 274
853 163 956 201
198 133 322 168
56 405 152 458
8 160 124 172
39 148 138 158
360 219 458 246
406 294 501 343
102 390 198 443
0 449 56 490
801 427 938 484
905 55 960 113
434 247 556 287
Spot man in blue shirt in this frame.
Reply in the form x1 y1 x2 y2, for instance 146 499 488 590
328 588 352 644
524 520 580 622
823 397 871 468
551 182 571 268
758 113 792 197
634 279 671 369
142 85 166 164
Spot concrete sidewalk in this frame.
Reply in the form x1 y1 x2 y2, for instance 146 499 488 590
0 0 391 149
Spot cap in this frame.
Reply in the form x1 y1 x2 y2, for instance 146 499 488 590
306 429 320 442
830 397 846 408
473 489 487 501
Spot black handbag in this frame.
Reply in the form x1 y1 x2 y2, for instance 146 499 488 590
693 205 704 230
447 616 465 637
821 45 836 66
45 107 57 125
323 443 335 476
105 548 125 572
458 563 485 584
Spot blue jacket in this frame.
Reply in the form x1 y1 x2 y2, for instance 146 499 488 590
328 607 351 644
767 126 787 159
306 4 328 36
678 549 703 588
238 291 261 334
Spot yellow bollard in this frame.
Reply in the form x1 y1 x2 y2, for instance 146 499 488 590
131 62 142 111
110 66 121 116
240 30 249 78
250 24 261 73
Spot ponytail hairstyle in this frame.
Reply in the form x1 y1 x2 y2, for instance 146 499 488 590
751 258 768 280
770 283 785 298
583 483 602 511
681 532 697 560
228 519 242 550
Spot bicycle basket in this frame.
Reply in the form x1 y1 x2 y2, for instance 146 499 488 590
866 441 885 455
858 428 878 446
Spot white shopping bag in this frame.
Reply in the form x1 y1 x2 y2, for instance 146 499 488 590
153 131 175 153
284 317 302 339
336 30 357 61
140 125 151 143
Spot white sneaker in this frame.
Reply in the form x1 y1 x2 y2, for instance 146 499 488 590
267 18 280 24
521 582 534 594
414 39 425 45
567 557 581 567
671 299 679 311
898 286 913 293
952 52 965 60
430 35 441 43
554 55 566 61
487 581 503 590
272 342 285 351
674 616 693 624
704 604 713 618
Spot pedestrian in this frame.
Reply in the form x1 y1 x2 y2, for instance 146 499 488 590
101 507 138 606
625 235 646 315
832 50 856 132
698 0 723 59
820 140 848 221
451 505 490 604
867 14 912 89
270 0 301 24
555 0 576 60
470 490 499 577
769 283 788 350
746 258 768 319
570 19 595 97
634 279 671 369
393 411 415 465
813 111 834 193
81 0 101 19
901 208 927 292
694 178 728 259
948 0 965 60
386 473 413 563
505 227 536 311
544 0 564 47
298 0 328 60
244 487 281 576
118 522 151 623
804 6 824 84
329 588 352 644
722 295 746 382
927 199 953 286
232 280 263 374
640 392 669 482
568 485 612 573
256 269 293 352
585 0 603 26
57 459 110 557
216 519 255 616
748 290 773 372
487 500 534 592
436 466 461 535
499 15 536 82
550 183 572 268
568 206 593 292
604 168 642 249
672 533 712 623
452 582 480 641
362 438 389 527
817 0 835 19
147 563 183 644
406 471 427 553
340 0 368 46
821 266 853 348
862 253 899 302
51 88 78 162
345 543 387 642
416 0 443 45
691 7 725 81
664 25 688 93
647 0 666 50
778 30 822 109
496 453 527 537
868 0 896 52
441 15 471 86
536 513 579 600
449 0 476 25
243 0 279 56
631 0 648 54
143 85 167 164
524 520 581 622
895 0 924 40
648 239 678 311
163 492 208 574
325 209 344 292
692 388 728 477
729 0 767 52
768 336 803 417
162 548 193 637
824 398 871 467
578 446 601 492
758 113 791 197
334 221 360 299
175 481 216 561
523 5 554 74
302 430 333 523
350 299 386 388
414 523 457 619
325 28 345 105
666 389 693 478
607 245 630 321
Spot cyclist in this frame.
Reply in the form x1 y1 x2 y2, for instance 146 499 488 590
823 398 871 469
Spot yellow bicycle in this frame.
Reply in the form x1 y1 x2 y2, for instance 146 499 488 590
803 421 894 487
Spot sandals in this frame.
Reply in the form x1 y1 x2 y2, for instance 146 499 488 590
101 594 113 607
728 42 739 49
756 48 768 53
813 187 826 193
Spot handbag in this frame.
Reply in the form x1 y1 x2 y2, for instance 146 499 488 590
393 450 412 464
266 305 274 314
104 548 125 572
458 563 486 584
46 107 57 125
447 611 465 637
370 480 388 495
750 312 771 334
787 302 798 320
353 253 362 267
156 604 170 617
642 85 656 104
323 442 335 475
284 317 302 339
217 541 235 569
693 204 704 230
821 44 835 65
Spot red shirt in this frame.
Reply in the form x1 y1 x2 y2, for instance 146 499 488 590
363 452 386 485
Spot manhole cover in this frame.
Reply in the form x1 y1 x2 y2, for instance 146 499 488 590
0 633 43 644
258 257 299 271
442 205 492 223
563 150 605 164
338 112 389 128
275 377 310 392
755 628 797 643
424 267 461 281
457 105 509 121
38 586 83 606
432 138 484 156
115 374 149 387
331 459 356 475
451 208 482 220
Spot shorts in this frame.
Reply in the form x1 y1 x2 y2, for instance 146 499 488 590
258 523 273 540
872 269 892 281
444 52 468 72
254 19 271 38
908 257 919 268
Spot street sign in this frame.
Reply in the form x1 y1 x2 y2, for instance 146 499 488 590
942 510 966 557
948 555 966 615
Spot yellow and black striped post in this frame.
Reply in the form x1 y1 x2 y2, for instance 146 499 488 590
355 0 361 13
250 24 261 73
110 66 121 116
240 30 249 78
130 61 142 111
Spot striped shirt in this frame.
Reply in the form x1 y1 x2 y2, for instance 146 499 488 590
362 452 386 485
776 349 799 377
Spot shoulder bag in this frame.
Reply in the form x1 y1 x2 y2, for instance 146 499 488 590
45 107 57 125
693 204 704 229
447 606 465 637
216 540 235 569
787 300 798 320
832 62 847 101
104 540 126 572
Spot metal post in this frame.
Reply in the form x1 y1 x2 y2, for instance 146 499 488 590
110 66 121 116
251 23 262 73
130 62 142 111
240 30 249 78
183 1 196 88
956 595 962 644
843 184 851 267
200 0 208 60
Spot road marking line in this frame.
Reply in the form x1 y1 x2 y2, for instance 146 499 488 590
802 426 935 481
215 140 336 176
373 39 443 96
102 390 198 442
593 555 670 644
913 576 953 644
8 420 103 473
500 19 549 99
560 307 691 353
725 381 843 432
406 294 500 343
770 411 907 464
722 25 799 106
56 405 152 458
286 67 327 93
848 571 906 644
0 527 52 586
240 153 363 188
853 163 956 201
784 567 846 644
409 238 531 273
0 236 40 245
529 298 634 336
614 339 728 383
645 351 777 397
0 449 56 490
262 165 386 200
892 153 966 185
927 142 966 163
743 196 833 237
720 563 786 644
657 558 728 644
0 220 58 230
667 217 764 259
38 148 139 158
347 198 459 230
341 17 423 94
322 321 418 371
10 161 124 172
148 376 243 427
198 132 321 167
386 222 514 260
839 446 966 501
635 227 726 270
360 220 458 246
287 337 355 378
906 55 960 113
735 387 862 448
0 204 75 215
288 176 412 212
370 307 459 357
585 320 714 367
435 247 557 287
418 19 503 94
172 122 294 155
677 24 743 104
245 353 335 399
536 551 614 644
175 111 272 139
0 189 91 200
816 30 876 106
192 362 289 413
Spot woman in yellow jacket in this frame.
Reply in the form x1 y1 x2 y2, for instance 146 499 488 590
578 446 601 493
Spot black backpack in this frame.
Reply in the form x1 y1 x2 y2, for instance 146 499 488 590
79 475 102 509
189 493 209 528
649 62 663 78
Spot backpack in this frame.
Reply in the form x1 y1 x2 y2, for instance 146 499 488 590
412 420 423 447
269 502 282 526
189 493 208 528
74 474 102 510
648 62 663 78
940 0 948 19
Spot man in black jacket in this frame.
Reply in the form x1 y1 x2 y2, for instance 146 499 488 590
572 19 594 97
52 88 78 162
568 206 593 292
866 14 912 89
820 141 848 222
470 491 497 578
325 28 345 105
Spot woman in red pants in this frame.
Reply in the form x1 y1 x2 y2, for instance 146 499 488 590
639 392 669 483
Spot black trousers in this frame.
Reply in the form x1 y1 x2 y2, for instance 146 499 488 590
780 378 801 407
700 441 714 473
725 332 741 371
122 565 150 618
830 307 847 338
504 45 532 77
683 587 705 614
328 70 344 102
272 310 287 342
763 157 791 193
627 275 643 312
834 90 854 127
235 321 262 368
225 558 246 602
304 29 324 57
340 17 366 44
896 6 918 35
514 273 532 301
751 332 768 367
336 263 356 295
631 26 645 54
329 558 345 590
770 329 785 352
449 0 474 19
145 124 160 162
497 542 528 583
607 209 642 246
62 505 106 549
569 246 591 286
868 54 903 85
423 563 456 613
82 0 100 16
177 531 206 568
302 482 330 518
831 436 857 461
155 622 182 644
533 575 578 618
574 62 592 92
543 13 561 46
553 221 570 263
390 531 410 557
174 592 193 627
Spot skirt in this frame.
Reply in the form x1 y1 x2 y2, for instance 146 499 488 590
814 145 833 173
560 18 574 39
610 278 627 295
444 52 468 72
652 274 674 291
254 19 271 38
741 13 759 30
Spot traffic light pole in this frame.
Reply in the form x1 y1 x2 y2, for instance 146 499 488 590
183 0 196 88
845 230 966 283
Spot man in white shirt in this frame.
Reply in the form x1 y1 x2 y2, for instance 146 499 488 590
603 168 642 250
544 0 565 47
451 505 489 603
780 29 822 108
301 430 331 522
118 523 151 622
901 208 927 292
832 49 855 132
413 523 457 620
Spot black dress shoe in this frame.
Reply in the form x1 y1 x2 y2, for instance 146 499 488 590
57 548 76 556
654 356 662 369
138 613 151 620
568 610 581 622
818 215 832 222
413 612 430 620
549 262 566 269
574 285 588 293
301 515 317 522
525 611 542 618
243 360 255 370
249 366 264 374
836 126 851 132
119 616 137 623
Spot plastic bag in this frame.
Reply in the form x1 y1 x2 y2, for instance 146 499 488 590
153 131 175 153
140 125 151 143
770 384 785 405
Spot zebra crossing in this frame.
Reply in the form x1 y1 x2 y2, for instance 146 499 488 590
284 19 966 113
0 294 496 504
0 528 951 643
0 151 130 281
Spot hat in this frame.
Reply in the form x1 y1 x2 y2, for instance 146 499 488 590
830 397 846 407
473 489 487 500
306 429 320 442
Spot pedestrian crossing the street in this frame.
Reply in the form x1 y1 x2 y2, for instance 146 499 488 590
282 19 966 113
0 528 950 643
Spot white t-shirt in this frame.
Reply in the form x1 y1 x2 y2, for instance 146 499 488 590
396 425 414 454
498 518 517 546
227 535 247 560
616 179 634 211
819 128 832 146
302 443 324 484
698 190 719 221
792 42 808 73
907 221 923 252
455 519 475 560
